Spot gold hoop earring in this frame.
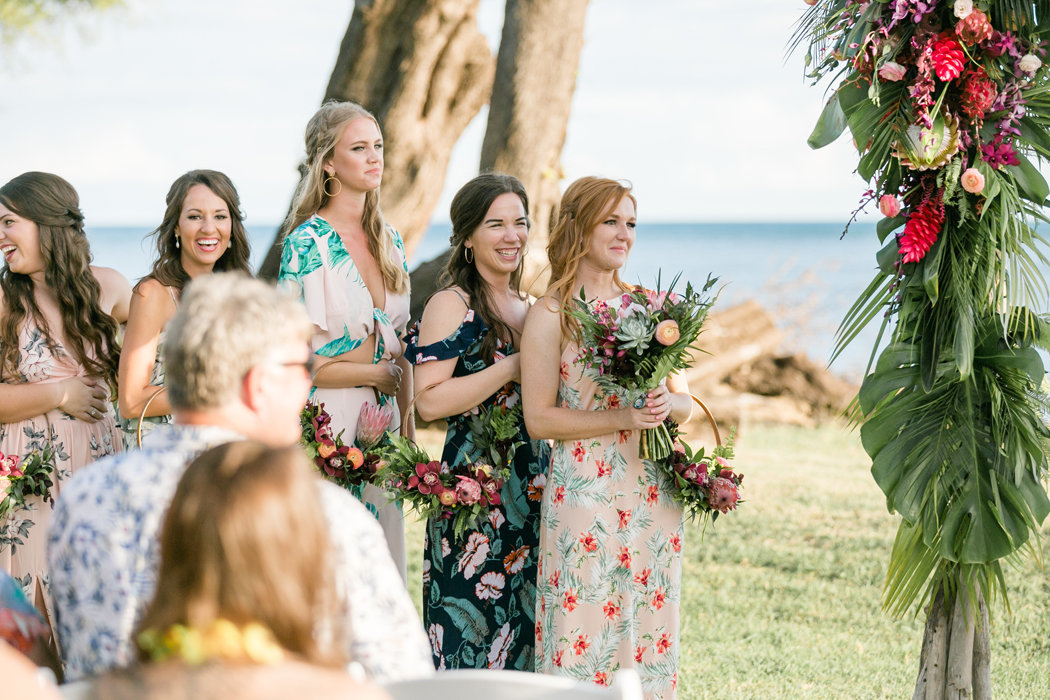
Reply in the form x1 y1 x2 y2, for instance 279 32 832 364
323 175 341 197
174 232 180 249
464 247 474 264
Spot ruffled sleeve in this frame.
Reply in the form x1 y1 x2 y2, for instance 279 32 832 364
405 310 487 365
278 218 333 333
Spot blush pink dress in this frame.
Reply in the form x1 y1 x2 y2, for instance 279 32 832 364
1 321 122 627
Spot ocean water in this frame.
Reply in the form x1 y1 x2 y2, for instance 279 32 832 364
83 221 921 381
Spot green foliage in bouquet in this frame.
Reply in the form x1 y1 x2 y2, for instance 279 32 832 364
659 425 743 526
793 1 1050 619
378 402 521 539
564 273 720 461
0 444 57 522
464 401 525 470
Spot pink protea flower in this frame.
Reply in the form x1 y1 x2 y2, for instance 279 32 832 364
879 195 901 218
707 476 739 513
955 8 993 45
455 476 483 505
356 401 393 449
654 319 680 346
960 168 985 194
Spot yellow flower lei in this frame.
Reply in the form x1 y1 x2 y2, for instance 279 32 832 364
138 619 285 665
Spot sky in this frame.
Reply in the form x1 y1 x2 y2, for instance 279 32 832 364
1 0 867 226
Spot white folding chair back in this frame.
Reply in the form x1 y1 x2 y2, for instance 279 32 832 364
59 679 94 699
384 668 643 700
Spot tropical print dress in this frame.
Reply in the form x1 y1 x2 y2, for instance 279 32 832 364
406 309 551 671
279 215 411 579
0 321 122 626
534 338 685 699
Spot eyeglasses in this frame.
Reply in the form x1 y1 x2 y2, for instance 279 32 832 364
276 357 315 376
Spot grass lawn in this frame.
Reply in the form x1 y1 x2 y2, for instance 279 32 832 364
405 423 1050 699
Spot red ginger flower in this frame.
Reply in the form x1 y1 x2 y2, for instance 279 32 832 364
956 9 993 46
960 67 998 119
899 198 945 263
932 37 965 81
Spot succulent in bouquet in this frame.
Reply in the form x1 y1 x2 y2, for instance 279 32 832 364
564 273 719 462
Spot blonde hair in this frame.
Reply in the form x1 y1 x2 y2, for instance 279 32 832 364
546 176 636 341
282 100 408 294
136 441 346 667
163 273 312 411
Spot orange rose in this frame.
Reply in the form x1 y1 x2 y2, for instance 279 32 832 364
346 447 364 469
654 319 680 346
317 441 336 459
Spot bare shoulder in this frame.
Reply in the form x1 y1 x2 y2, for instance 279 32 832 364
417 287 471 345
525 295 560 325
127 278 177 329
133 277 173 302
92 265 132 322
92 265 130 293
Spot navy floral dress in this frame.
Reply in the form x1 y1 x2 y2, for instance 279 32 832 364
407 308 550 671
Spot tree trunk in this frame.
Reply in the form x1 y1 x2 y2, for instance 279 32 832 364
945 588 975 700
972 594 992 700
912 583 992 700
479 0 590 294
259 0 495 278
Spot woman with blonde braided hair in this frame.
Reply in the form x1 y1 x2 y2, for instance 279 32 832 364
278 100 413 579
0 171 130 623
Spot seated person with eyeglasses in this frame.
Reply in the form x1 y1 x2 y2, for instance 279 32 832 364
47 273 432 684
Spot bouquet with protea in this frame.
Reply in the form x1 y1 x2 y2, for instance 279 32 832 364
564 274 719 461
377 403 521 538
0 446 56 522
299 400 393 487
658 426 742 524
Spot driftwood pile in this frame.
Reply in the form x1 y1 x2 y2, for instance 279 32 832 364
683 300 857 437
409 256 856 434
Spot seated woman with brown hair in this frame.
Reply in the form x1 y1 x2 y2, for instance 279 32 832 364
88 441 389 700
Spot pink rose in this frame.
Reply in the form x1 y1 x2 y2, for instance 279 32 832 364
878 61 907 82
804 0 818 5
438 488 458 506
960 168 985 194
879 195 901 218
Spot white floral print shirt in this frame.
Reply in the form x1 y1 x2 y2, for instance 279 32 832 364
47 424 433 682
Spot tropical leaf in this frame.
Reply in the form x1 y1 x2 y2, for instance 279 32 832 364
808 92 847 149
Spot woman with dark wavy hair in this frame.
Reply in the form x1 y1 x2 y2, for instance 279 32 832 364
0 171 130 618
406 173 550 670
117 170 251 448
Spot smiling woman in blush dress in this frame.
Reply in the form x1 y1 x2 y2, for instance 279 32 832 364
118 170 252 449
0 171 130 625
278 100 413 579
